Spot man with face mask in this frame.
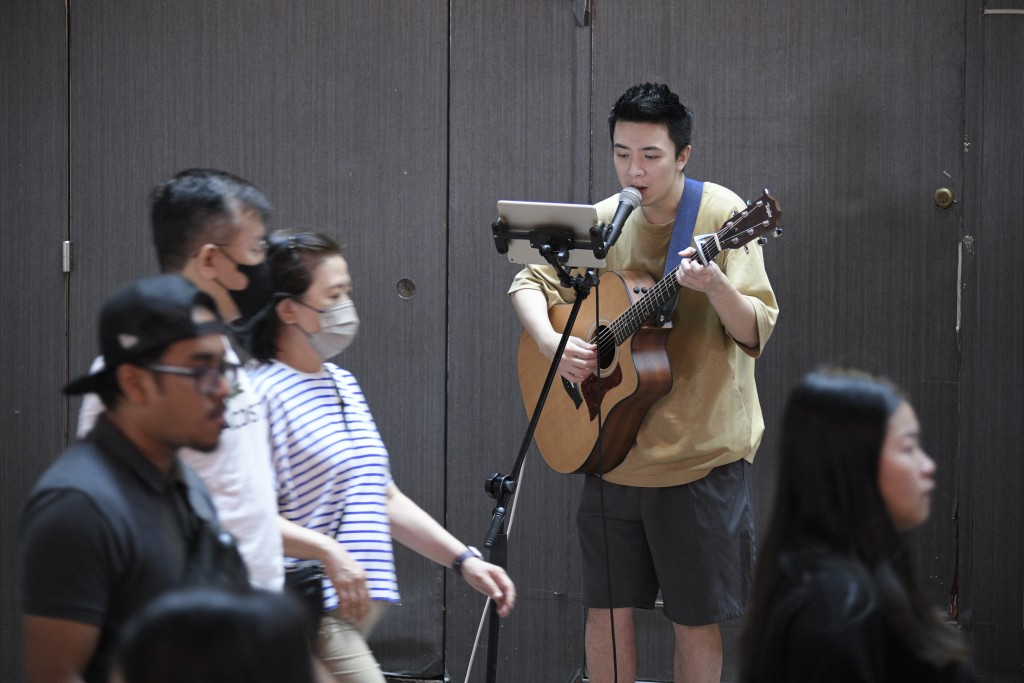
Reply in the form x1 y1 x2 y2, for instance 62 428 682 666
77 169 284 591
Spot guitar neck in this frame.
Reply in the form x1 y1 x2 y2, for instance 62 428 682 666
603 190 779 346
608 245 722 344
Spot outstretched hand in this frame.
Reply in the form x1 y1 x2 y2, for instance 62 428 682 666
460 558 517 618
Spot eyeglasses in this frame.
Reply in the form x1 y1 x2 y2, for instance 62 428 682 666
216 240 268 261
145 362 240 395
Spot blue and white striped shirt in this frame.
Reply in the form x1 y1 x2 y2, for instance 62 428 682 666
249 360 400 608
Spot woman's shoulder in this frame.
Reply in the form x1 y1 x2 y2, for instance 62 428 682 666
324 363 362 395
753 551 885 682
244 360 307 399
325 366 370 403
782 551 878 623
244 359 276 391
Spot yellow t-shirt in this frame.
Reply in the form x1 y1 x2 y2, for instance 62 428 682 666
508 181 779 487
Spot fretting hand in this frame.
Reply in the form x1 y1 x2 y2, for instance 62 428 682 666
675 246 726 293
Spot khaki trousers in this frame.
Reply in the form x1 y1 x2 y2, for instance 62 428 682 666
317 602 389 683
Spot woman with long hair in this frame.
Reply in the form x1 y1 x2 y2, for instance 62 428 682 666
740 369 975 682
239 230 514 682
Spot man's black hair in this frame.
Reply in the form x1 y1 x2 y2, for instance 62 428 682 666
608 82 693 157
150 169 271 272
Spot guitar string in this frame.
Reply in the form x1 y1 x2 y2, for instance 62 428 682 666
591 214 770 357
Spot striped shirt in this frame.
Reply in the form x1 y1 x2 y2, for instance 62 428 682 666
249 359 400 607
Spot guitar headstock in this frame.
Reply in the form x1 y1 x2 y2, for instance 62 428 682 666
718 189 783 251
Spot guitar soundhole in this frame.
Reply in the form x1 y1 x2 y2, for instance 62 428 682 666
593 325 617 375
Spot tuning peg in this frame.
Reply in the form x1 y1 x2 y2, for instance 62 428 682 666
730 210 738 218
763 187 770 196
756 236 767 246
774 227 784 237
746 199 752 206
744 245 751 254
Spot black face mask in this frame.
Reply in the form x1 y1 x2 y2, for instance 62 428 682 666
216 247 273 320
229 260 273 319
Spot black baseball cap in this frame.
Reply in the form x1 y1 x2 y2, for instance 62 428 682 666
64 274 229 396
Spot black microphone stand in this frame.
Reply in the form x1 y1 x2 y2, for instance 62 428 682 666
478 216 613 683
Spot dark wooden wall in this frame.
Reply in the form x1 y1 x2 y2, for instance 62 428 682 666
63 0 451 677
960 7 1024 682
1 2 1021 682
584 3 966 675
0 3 69 683
445 3 594 682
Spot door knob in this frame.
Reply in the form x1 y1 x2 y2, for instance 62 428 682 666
933 187 955 209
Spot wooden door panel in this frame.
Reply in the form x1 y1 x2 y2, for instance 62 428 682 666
68 1 448 675
961 7 1024 680
447 1 593 680
0 2 68 680
590 1 966 679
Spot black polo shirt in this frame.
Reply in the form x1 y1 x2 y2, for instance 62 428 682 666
20 415 247 683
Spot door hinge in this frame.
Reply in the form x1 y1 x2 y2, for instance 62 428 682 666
63 240 72 273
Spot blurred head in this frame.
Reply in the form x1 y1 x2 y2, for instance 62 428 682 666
774 368 935 555
878 400 935 530
150 169 272 320
237 230 355 362
64 276 233 442
114 587 315 683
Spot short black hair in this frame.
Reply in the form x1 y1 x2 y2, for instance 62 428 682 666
150 169 272 272
608 82 692 157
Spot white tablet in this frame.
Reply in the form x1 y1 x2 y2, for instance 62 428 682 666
495 200 605 268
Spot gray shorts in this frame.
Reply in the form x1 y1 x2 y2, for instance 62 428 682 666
576 460 755 626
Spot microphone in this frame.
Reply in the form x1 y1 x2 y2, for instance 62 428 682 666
603 186 642 252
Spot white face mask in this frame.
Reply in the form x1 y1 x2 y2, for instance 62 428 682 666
301 300 359 359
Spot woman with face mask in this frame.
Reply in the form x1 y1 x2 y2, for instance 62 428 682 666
239 231 515 683
739 368 976 682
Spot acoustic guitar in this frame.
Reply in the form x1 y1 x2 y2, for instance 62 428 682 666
517 190 782 474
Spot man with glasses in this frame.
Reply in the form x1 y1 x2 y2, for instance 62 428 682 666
77 169 284 592
21 275 251 683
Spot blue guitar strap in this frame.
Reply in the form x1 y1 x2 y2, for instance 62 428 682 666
654 177 704 326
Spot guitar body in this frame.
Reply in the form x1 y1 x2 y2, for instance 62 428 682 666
517 271 674 474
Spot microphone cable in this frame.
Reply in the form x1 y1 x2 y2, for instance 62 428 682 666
593 279 621 683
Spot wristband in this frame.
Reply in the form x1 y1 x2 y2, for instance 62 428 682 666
452 546 483 576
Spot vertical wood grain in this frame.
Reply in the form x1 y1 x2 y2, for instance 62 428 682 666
590 1 966 679
0 1 68 681
446 2 593 681
960 7 1024 680
67 1 449 675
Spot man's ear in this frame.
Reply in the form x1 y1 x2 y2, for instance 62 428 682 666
676 144 692 172
193 244 222 281
275 297 299 325
115 364 153 405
